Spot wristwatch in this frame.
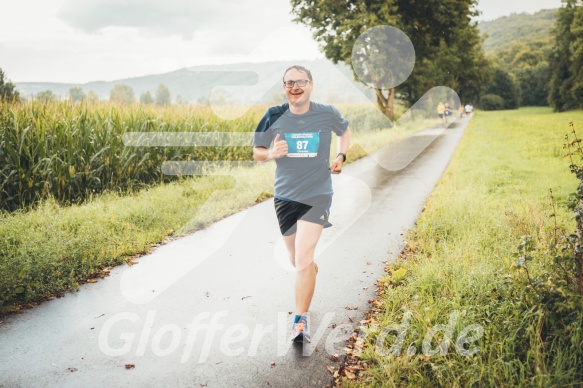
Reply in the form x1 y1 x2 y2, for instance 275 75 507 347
337 153 346 162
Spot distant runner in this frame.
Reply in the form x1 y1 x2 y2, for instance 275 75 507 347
437 101 445 123
252 65 351 343
444 103 452 124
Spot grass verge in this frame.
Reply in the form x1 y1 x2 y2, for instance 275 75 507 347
338 107 583 386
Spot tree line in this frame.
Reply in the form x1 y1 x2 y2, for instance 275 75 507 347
0 76 181 106
39 83 178 105
482 1 583 112
549 0 583 111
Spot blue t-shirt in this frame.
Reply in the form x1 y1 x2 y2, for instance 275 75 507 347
253 102 349 201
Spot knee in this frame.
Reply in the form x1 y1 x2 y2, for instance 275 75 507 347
294 252 314 269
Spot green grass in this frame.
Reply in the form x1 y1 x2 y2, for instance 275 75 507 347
0 102 435 314
341 107 583 387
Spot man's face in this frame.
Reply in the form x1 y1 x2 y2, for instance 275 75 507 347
283 69 313 107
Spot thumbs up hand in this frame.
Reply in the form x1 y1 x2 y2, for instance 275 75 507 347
268 133 288 160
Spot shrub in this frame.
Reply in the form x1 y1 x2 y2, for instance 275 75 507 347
479 94 506 111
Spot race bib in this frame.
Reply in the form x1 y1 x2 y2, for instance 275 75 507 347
285 132 320 157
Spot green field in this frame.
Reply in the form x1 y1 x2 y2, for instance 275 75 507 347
340 107 583 387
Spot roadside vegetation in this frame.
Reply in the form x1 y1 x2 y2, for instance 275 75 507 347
339 107 583 386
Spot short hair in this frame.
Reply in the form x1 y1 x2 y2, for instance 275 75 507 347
283 65 313 81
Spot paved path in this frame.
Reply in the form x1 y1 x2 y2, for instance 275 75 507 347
0 117 470 388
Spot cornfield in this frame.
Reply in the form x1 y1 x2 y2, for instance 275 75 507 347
0 100 394 213
0 100 262 212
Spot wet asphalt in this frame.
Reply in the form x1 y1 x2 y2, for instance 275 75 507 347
0 117 469 388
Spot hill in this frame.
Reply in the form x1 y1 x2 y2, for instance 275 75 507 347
478 8 559 107
14 59 374 104
479 8 557 53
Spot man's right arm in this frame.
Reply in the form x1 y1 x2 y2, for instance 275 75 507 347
253 146 272 162
253 134 287 162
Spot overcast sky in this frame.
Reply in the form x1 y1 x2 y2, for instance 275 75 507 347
0 0 563 84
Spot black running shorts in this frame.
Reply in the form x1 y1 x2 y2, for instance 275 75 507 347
274 195 333 236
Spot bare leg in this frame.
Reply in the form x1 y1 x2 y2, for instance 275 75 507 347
282 233 296 268
293 220 323 316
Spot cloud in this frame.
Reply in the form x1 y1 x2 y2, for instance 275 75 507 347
57 0 232 39
57 0 295 40
4 0 321 83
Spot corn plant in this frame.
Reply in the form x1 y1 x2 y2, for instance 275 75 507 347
0 100 263 212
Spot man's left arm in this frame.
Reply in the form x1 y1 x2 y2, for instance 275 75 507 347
331 127 351 174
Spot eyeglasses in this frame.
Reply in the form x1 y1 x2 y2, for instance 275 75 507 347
283 79 311 88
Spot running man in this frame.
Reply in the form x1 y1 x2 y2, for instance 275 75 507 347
252 65 351 343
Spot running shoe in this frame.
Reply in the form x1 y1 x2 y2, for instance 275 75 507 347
291 315 311 343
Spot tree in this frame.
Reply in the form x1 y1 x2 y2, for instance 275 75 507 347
140 91 154 104
196 96 209 106
87 91 99 104
391 0 488 106
0 68 20 102
418 21 489 106
516 62 550 106
511 49 544 68
155 84 171 106
69 87 86 103
290 0 486 120
209 88 232 105
548 0 581 111
505 48 550 106
36 90 56 103
486 38 553 107
290 0 397 118
569 4 583 108
483 67 520 109
109 83 135 105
